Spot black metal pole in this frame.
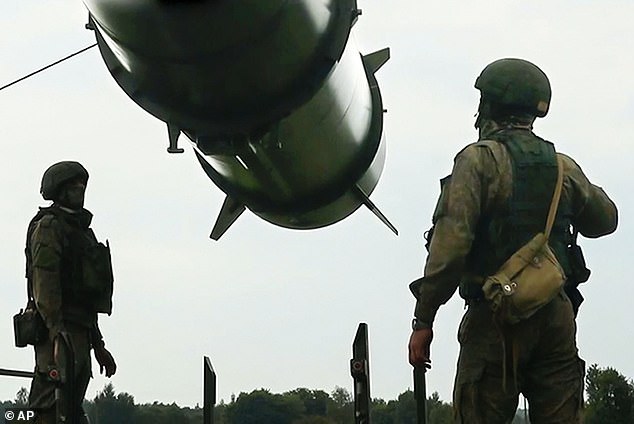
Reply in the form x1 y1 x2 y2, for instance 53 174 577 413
350 323 371 424
203 356 216 424
56 332 77 424
414 366 427 424
0 368 34 379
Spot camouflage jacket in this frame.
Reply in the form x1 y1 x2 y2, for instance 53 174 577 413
411 128 618 326
27 206 104 345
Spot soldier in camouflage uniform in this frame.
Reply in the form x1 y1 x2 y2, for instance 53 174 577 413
27 161 117 424
408 59 618 423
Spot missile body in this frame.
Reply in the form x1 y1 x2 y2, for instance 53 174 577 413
83 0 392 239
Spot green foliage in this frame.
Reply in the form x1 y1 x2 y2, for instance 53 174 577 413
89 383 136 424
0 400 14 411
134 402 191 424
286 388 330 416
10 380 601 423
84 383 197 424
13 387 28 407
427 391 453 424
330 386 352 407
371 390 451 424
392 390 416 423
326 386 353 423
371 397 397 423
224 389 304 424
585 364 634 424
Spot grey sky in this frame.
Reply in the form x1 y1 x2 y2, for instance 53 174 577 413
1 0 632 408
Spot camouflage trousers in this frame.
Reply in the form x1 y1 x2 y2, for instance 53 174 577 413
453 291 585 424
28 327 92 424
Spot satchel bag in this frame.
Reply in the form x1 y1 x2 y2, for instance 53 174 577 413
14 252 48 347
482 155 565 325
13 299 46 348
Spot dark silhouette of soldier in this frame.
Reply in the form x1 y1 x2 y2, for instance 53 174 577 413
27 161 116 424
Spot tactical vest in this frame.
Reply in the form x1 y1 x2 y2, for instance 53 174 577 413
460 129 572 300
26 207 114 316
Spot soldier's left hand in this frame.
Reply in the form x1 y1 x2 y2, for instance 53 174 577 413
94 346 117 377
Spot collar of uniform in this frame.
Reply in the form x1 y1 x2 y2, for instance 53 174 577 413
479 118 534 139
46 205 93 229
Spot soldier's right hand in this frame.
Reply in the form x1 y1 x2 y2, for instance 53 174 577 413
94 346 117 377
408 328 433 368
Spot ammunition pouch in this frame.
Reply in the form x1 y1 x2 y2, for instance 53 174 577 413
482 233 566 325
13 300 47 348
564 239 591 316
564 285 584 317
78 240 114 315
567 242 591 285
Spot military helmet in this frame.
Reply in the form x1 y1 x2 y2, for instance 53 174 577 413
475 58 551 117
40 161 89 200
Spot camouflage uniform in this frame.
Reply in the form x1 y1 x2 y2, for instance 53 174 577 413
27 206 107 424
410 124 618 423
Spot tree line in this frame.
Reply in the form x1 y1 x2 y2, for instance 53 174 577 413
2 364 632 423
0 383 452 424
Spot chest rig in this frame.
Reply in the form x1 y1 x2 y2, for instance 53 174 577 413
26 207 114 315
460 129 571 300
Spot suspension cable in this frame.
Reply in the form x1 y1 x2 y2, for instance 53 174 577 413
0 43 98 92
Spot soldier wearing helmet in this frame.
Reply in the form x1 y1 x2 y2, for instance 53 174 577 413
26 161 117 424
408 59 618 422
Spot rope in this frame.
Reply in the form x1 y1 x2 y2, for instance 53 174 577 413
0 43 97 92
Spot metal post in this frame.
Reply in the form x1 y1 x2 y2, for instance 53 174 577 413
350 323 371 424
203 356 216 424
414 366 427 424
55 332 77 424
0 368 34 379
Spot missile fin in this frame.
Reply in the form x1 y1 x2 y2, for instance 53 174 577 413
211 196 246 240
350 8 362 27
362 48 390 74
354 184 398 235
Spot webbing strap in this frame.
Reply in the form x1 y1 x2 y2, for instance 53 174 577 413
544 155 564 240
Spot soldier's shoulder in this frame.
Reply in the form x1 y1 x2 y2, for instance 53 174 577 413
455 139 504 154
556 151 579 166
34 213 59 228
454 140 505 165
30 211 64 237
454 142 479 158
474 139 507 153
555 152 587 177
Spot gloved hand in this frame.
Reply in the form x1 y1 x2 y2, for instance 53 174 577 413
94 345 117 377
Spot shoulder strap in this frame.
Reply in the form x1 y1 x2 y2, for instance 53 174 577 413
544 155 564 239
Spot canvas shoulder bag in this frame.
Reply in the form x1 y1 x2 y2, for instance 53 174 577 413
482 155 565 324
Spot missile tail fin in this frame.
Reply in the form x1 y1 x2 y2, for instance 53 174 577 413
362 48 390 74
211 196 246 240
354 185 398 236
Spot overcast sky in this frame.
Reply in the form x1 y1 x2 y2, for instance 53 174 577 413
1 0 633 409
